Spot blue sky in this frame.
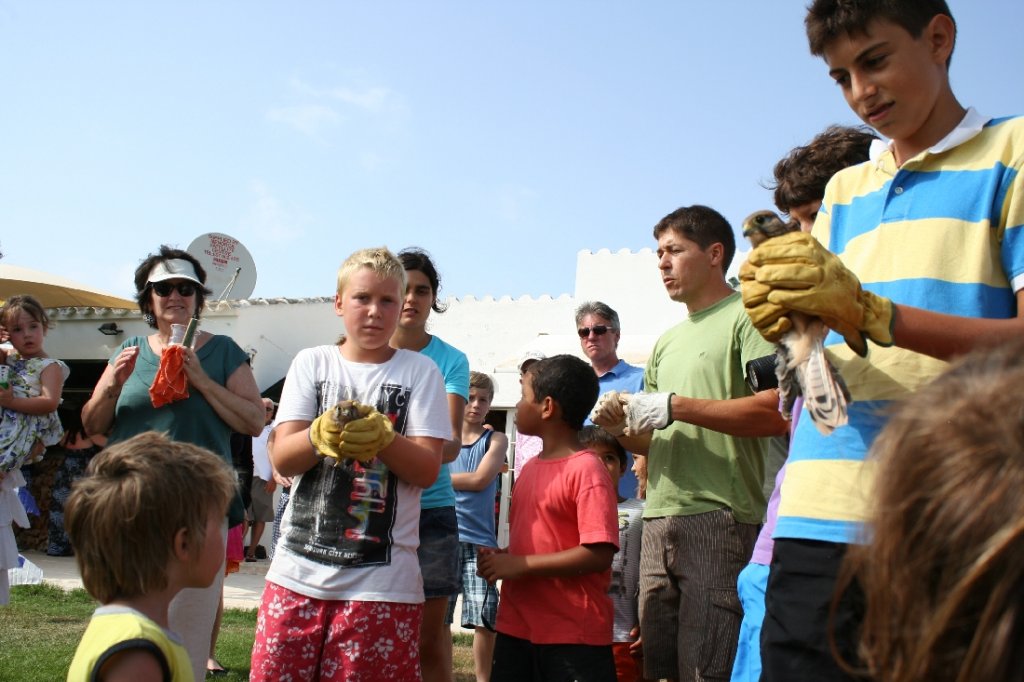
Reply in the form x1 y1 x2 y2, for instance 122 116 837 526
2 2 1022 300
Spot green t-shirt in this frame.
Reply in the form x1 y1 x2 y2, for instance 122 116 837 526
108 335 250 524
643 292 775 524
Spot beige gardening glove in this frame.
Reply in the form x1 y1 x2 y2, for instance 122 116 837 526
589 390 629 436
739 231 894 357
623 392 674 436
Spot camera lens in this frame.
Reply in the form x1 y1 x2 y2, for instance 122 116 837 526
746 354 779 392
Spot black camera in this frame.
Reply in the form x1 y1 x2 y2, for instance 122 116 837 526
745 354 779 392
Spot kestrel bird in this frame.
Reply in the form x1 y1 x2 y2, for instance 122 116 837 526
742 210 850 434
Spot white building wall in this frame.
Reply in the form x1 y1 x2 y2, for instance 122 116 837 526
42 247 751 408
574 248 681 338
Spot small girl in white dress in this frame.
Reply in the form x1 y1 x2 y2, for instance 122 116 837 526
0 295 68 604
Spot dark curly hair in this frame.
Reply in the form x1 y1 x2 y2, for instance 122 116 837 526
133 246 212 328
771 125 876 213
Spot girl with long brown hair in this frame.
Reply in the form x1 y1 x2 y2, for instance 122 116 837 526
844 337 1024 682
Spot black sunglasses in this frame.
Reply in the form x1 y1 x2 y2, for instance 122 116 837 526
150 281 197 297
577 325 614 338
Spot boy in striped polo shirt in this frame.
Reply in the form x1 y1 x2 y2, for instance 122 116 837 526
740 1 1024 680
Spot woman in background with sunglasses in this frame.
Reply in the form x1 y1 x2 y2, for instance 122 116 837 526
82 245 264 681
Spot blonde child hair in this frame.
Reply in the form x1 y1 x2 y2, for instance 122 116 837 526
468 370 495 401
336 246 406 296
843 336 1024 682
65 431 237 604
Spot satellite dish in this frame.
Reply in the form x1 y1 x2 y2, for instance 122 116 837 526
187 233 258 301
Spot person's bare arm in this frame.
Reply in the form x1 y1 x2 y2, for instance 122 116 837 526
440 393 466 463
0 362 63 415
182 349 264 436
96 647 166 682
82 346 140 436
610 388 786 451
666 389 788 438
450 432 507 491
477 543 616 583
270 420 318 477
891 293 1024 361
266 427 293 486
615 432 652 455
271 466 292 488
377 434 444 488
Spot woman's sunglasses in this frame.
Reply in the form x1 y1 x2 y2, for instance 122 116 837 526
150 281 197 297
577 325 614 338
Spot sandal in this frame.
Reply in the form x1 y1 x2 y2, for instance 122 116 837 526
207 659 229 677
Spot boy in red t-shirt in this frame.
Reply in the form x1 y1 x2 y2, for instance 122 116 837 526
478 354 619 682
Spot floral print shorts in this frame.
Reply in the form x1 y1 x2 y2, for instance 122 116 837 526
251 581 423 681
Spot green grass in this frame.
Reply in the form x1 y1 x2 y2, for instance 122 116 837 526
208 605 260 681
452 632 477 681
1 584 480 681
0 584 98 681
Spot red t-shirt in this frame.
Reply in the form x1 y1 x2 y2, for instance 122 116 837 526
497 449 620 645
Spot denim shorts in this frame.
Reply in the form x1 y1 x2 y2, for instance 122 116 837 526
417 506 461 598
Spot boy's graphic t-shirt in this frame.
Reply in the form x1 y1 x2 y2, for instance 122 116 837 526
267 345 449 603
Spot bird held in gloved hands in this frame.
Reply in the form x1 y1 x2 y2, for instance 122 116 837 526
740 210 850 434
309 400 396 464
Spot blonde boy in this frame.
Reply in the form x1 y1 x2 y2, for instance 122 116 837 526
448 371 508 682
252 247 450 681
66 432 236 682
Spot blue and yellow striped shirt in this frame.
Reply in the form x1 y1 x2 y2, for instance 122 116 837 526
775 111 1024 544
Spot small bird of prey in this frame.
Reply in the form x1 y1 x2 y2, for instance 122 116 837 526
331 400 364 426
320 399 367 466
742 210 850 435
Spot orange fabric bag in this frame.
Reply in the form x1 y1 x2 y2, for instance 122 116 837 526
149 344 189 407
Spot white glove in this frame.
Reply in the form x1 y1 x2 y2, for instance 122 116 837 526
624 392 674 436
589 390 629 436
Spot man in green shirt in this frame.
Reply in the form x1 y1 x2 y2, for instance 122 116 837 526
594 205 787 682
